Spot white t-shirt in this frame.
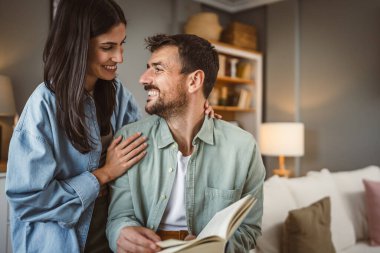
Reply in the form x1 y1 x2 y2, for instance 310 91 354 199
159 151 190 231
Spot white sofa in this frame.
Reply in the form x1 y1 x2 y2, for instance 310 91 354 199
254 165 380 253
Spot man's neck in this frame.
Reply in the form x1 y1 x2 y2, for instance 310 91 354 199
165 103 205 156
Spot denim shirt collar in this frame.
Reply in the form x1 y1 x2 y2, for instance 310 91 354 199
156 116 214 149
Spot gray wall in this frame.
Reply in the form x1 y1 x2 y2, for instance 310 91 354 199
0 0 49 160
266 0 380 174
0 0 174 159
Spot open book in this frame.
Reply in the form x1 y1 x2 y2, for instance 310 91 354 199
156 195 256 253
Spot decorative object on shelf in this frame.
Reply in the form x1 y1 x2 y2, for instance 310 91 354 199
218 86 228 106
237 62 252 80
218 54 226 76
237 89 252 109
259 122 304 177
229 58 239 78
0 75 17 161
221 21 257 50
184 12 223 41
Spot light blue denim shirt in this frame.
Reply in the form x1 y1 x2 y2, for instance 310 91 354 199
106 115 266 253
5 80 140 253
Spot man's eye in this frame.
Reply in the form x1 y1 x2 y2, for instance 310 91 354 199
101 47 112 51
154 68 163 73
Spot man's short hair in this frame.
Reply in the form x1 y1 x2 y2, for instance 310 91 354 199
145 34 219 98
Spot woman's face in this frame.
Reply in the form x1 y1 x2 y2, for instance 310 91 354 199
86 23 126 91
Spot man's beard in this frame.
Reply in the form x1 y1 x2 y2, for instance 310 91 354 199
145 84 188 119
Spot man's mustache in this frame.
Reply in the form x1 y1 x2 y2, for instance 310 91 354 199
144 85 160 91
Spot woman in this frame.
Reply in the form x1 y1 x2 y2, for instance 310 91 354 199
6 0 145 252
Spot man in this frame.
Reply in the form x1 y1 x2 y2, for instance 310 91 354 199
106 34 266 253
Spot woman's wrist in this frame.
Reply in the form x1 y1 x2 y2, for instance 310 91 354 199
92 167 111 186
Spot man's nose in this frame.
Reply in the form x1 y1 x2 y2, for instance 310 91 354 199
139 69 152 86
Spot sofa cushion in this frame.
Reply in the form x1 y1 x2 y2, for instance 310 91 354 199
283 197 336 253
256 176 297 253
339 241 380 253
284 169 356 252
363 179 380 246
331 165 380 240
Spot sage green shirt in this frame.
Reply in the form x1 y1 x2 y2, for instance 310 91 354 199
106 115 266 253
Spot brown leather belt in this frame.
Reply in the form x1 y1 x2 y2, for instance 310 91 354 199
157 230 189 241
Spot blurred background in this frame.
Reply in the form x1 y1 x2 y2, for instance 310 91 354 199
0 0 379 176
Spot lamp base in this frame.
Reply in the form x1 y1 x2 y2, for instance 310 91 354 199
273 168 291 177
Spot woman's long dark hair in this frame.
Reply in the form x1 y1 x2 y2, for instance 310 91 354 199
43 0 126 153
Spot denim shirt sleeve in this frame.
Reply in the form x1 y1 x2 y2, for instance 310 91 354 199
226 139 266 252
5 88 99 228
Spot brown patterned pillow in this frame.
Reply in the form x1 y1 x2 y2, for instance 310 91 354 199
283 197 336 253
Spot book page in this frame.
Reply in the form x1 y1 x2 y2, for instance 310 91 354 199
197 195 256 239
157 195 256 252
157 239 187 249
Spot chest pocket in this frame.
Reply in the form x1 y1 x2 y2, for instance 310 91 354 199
204 187 242 221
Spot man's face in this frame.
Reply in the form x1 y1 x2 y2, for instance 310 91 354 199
139 46 188 118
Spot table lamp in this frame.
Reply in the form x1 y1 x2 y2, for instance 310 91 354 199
0 75 17 160
259 122 304 177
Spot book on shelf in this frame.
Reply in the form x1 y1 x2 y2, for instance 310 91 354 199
156 195 257 253
237 89 252 109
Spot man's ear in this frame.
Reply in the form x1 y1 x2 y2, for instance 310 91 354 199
187 70 205 94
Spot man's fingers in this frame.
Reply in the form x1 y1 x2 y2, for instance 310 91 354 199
184 235 196 241
126 230 159 251
141 229 161 242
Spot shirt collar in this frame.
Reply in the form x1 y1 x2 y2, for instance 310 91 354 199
156 116 215 149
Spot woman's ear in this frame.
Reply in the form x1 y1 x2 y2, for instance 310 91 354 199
188 70 205 94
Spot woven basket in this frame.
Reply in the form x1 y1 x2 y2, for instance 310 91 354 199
221 22 257 50
184 12 222 41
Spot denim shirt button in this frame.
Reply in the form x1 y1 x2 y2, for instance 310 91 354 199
168 168 174 173
161 194 166 200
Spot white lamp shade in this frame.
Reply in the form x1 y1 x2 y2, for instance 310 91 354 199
0 75 16 116
260 122 304 157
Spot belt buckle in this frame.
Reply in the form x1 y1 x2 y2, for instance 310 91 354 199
179 230 188 240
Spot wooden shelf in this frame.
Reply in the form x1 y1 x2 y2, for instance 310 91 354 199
216 76 254 85
210 40 261 55
210 41 262 141
213 106 255 112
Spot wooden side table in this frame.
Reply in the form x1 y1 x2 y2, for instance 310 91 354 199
0 160 7 173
